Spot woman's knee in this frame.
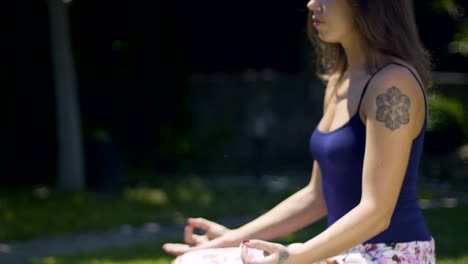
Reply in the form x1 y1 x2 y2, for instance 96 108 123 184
171 255 184 264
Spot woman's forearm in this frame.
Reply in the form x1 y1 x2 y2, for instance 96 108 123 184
230 185 327 242
288 201 389 263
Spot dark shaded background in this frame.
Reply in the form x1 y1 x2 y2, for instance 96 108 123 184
0 0 467 189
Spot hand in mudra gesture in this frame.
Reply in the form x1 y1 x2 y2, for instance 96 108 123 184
163 217 230 256
241 240 290 264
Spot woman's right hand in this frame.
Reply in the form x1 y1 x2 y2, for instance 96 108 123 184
163 217 233 256
184 217 229 244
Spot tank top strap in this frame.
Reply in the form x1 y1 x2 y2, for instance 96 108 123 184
357 62 427 117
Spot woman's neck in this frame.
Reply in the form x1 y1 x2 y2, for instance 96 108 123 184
340 32 368 72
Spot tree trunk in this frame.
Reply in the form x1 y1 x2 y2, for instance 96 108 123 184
47 0 85 190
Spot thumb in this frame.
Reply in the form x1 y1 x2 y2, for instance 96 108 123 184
162 243 191 256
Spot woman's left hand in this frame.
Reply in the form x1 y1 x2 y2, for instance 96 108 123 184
241 240 290 264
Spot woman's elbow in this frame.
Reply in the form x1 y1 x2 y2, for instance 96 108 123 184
360 201 393 233
377 216 391 233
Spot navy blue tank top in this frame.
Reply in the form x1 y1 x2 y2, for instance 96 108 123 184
309 62 432 243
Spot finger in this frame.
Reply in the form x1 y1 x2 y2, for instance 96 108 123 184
187 217 213 231
244 240 278 254
261 253 280 264
162 243 191 256
241 243 275 264
188 237 224 252
192 234 209 244
241 242 251 263
184 225 196 245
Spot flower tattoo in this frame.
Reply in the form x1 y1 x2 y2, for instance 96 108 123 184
376 86 411 131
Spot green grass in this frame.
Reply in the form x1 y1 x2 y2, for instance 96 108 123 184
0 176 290 242
29 206 468 264
2 174 467 263
0 176 454 243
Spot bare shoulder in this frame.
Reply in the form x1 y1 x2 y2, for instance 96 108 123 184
368 64 424 94
360 63 426 133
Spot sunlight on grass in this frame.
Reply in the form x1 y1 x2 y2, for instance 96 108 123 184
3 173 465 257
125 188 169 206
173 176 214 207
175 185 192 202
1 175 275 242
439 255 468 264
29 205 468 264
0 175 292 242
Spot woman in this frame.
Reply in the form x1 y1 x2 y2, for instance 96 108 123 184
163 0 436 263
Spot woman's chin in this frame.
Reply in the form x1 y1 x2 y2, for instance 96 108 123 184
317 34 339 44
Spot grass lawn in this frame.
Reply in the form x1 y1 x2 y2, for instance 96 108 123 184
29 205 468 264
1 174 454 242
0 175 291 242
1 174 466 263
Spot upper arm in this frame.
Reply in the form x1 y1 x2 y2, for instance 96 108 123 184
359 65 426 218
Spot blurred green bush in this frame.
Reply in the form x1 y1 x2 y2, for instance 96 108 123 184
425 93 467 155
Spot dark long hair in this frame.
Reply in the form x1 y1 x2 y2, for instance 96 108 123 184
308 0 432 89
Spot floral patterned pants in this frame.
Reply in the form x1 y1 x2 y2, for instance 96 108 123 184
173 238 435 264
319 238 436 264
